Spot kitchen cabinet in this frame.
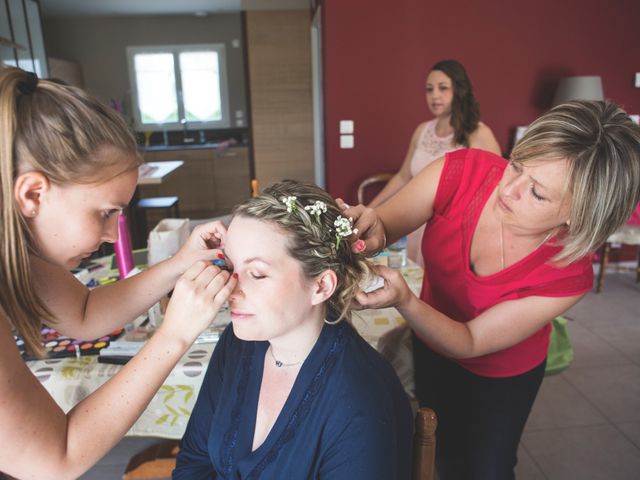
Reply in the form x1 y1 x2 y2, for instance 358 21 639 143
139 146 251 225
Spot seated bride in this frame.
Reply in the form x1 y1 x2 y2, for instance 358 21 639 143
173 180 413 479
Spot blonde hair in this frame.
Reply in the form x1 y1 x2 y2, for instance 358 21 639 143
511 100 640 264
233 180 371 323
0 66 140 356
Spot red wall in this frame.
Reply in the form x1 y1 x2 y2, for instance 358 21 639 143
322 0 640 203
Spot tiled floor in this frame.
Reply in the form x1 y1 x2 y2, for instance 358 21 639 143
81 272 640 479
515 272 640 480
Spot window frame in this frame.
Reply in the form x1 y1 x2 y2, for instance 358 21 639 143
126 43 231 131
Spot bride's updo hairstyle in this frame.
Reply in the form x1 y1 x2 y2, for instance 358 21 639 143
233 180 371 323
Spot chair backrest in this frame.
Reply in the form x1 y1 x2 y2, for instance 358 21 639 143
413 407 437 480
357 173 393 205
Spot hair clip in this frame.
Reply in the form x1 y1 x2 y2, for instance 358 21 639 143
18 72 39 95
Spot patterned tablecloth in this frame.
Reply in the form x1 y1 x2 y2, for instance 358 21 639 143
27 261 423 439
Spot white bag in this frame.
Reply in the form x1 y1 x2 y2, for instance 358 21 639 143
147 218 190 266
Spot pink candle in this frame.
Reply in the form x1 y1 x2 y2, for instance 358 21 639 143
114 214 134 279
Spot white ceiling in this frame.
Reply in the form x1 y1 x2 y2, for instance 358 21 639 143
39 0 310 17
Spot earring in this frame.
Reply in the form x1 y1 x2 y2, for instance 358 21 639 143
30 209 37 217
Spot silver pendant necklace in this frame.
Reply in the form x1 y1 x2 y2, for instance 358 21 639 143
269 345 302 368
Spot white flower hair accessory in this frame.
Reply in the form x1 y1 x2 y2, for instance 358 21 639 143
304 200 327 223
333 215 358 250
281 195 298 213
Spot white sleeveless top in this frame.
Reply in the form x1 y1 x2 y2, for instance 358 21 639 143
409 119 461 177
407 119 462 267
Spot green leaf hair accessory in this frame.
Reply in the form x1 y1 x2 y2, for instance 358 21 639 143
281 195 298 213
304 200 327 223
333 215 358 250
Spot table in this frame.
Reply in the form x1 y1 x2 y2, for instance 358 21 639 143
28 260 423 439
138 160 184 185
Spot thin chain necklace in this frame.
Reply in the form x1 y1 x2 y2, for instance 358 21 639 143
269 345 303 368
500 222 554 270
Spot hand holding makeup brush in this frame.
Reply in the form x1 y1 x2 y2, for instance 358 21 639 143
171 220 229 273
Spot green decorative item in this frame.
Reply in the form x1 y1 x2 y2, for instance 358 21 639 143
545 316 574 376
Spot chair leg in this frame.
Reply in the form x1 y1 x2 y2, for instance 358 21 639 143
596 243 611 293
134 208 148 250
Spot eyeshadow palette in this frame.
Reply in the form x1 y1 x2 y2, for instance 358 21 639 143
16 326 125 361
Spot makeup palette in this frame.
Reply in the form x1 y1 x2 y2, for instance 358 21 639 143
17 326 124 361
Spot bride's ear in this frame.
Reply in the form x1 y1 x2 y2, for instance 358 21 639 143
310 269 337 306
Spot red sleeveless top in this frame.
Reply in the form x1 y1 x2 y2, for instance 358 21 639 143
420 149 593 377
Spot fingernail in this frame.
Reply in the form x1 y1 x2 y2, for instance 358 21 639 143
232 272 238 279
354 239 366 252
217 253 225 259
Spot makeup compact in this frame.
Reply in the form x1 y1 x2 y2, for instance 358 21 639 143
16 326 125 361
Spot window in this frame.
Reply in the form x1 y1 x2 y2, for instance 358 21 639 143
126 44 230 130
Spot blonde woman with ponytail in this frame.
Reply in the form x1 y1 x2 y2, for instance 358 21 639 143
0 66 237 479
174 180 413 479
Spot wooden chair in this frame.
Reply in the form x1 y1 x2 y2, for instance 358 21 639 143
357 173 393 204
413 407 438 480
122 440 179 480
595 224 640 293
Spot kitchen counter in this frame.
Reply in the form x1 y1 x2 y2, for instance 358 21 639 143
141 142 248 152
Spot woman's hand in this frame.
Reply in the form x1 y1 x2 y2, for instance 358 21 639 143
171 221 228 272
352 265 414 310
335 199 386 255
159 261 237 344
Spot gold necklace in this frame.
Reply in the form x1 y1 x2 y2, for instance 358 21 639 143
269 345 303 368
500 222 554 270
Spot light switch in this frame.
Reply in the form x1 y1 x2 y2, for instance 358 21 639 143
340 134 354 149
339 120 354 134
635 73 640 88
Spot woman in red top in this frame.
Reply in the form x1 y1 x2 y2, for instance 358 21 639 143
345 100 640 479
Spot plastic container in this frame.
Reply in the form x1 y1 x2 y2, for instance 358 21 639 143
388 236 408 268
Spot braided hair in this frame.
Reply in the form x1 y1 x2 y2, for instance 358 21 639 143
233 180 371 323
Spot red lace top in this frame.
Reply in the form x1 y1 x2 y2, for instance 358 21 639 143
420 149 593 377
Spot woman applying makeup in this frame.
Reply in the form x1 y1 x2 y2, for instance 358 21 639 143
0 66 236 479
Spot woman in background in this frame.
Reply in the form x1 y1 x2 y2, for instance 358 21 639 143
0 66 236 479
369 59 501 266
174 180 413 479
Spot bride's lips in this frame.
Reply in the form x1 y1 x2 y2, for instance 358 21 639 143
231 311 254 320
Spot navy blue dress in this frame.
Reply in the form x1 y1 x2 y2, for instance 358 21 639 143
173 321 413 479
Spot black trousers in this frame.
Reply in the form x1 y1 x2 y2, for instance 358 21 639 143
413 334 546 480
